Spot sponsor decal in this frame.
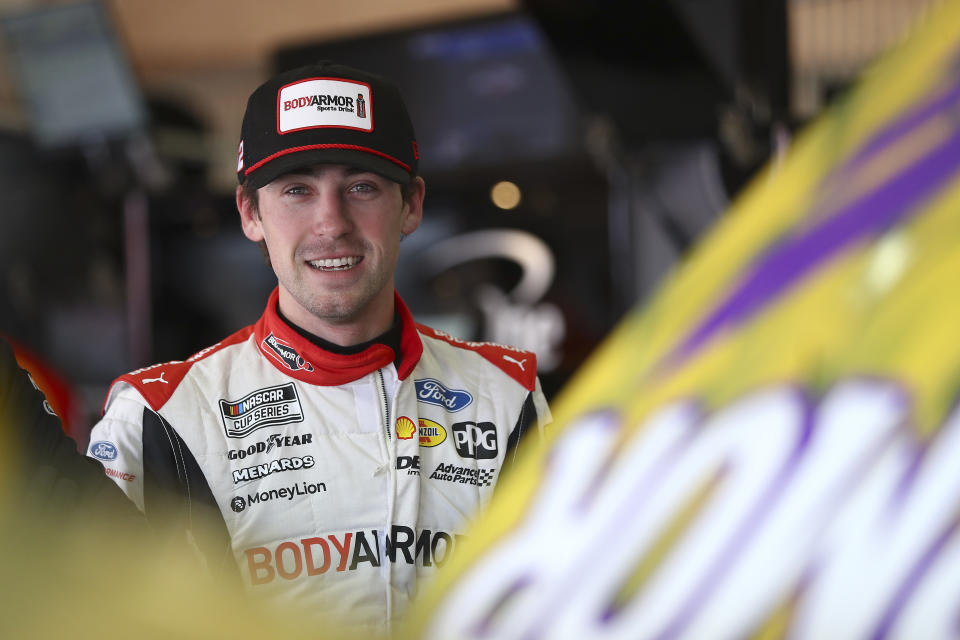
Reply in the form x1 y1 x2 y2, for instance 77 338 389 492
90 441 118 462
232 481 327 513
227 432 313 460
356 93 366 118
397 455 420 475
415 378 474 412
104 467 136 482
219 383 304 438
232 455 315 484
452 421 498 460
237 139 244 172
502 354 527 371
141 371 168 384
244 525 462 585
277 78 373 134
396 416 417 440
261 333 315 373
430 463 496 487
418 419 447 447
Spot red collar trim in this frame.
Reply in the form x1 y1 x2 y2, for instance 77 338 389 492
254 288 423 385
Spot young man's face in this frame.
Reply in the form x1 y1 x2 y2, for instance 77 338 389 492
238 163 424 343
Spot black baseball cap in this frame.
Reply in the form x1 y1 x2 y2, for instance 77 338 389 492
237 61 419 189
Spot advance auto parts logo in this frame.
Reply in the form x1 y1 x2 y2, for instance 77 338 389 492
231 480 326 513
220 383 304 439
430 463 496 487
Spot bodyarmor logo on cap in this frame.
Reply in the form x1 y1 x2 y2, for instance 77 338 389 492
277 78 373 134
261 333 315 372
219 383 305 438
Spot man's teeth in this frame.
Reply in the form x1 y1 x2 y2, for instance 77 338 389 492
309 256 360 270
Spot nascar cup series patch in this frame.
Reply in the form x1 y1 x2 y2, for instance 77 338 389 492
277 78 372 134
220 383 304 439
404 2 960 639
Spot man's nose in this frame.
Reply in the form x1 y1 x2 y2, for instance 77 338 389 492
311 190 354 237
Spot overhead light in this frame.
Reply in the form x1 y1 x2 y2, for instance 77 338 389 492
490 180 522 210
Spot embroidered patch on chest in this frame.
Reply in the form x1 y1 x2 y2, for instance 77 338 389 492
219 383 304 438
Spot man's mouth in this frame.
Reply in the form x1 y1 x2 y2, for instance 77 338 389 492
307 256 362 271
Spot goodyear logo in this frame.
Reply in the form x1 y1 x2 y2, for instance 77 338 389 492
220 383 304 438
418 419 447 447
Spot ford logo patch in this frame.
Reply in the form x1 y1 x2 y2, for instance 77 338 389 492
90 441 119 461
415 378 473 412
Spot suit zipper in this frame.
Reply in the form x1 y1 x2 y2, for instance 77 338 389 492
377 368 391 441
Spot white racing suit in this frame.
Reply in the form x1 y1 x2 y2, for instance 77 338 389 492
86 288 550 631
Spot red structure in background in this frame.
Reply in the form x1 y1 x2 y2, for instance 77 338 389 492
3 334 87 452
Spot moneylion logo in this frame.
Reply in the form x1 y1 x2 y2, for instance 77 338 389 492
234 481 327 512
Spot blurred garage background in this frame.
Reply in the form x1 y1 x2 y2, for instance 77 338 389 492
0 0 944 443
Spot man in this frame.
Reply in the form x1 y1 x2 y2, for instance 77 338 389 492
86 61 551 631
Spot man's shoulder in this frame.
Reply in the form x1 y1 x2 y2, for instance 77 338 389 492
415 323 537 392
103 325 256 413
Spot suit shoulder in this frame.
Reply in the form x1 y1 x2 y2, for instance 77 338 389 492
416 324 537 391
103 326 253 413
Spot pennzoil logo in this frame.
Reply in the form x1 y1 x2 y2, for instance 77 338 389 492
418 419 447 447
220 383 304 438
261 333 315 372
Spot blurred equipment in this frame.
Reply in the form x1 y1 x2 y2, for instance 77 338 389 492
0 1 161 398
405 1 960 638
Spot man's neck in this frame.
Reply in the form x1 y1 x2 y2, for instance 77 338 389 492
277 307 403 363
276 288 394 347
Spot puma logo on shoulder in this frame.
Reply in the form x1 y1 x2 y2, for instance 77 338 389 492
503 355 527 372
142 372 168 385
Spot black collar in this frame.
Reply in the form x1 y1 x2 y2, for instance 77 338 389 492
276 308 404 368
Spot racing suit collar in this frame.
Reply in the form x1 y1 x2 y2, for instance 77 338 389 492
254 287 423 385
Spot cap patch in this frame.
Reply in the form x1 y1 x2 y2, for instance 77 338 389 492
277 78 372 134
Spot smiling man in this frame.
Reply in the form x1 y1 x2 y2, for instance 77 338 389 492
86 62 551 632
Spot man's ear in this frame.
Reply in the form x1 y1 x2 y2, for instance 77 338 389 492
237 185 264 242
400 176 426 236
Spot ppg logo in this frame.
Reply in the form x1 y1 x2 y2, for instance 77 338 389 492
452 422 498 460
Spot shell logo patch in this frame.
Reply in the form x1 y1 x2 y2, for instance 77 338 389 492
396 416 417 440
418 419 447 447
